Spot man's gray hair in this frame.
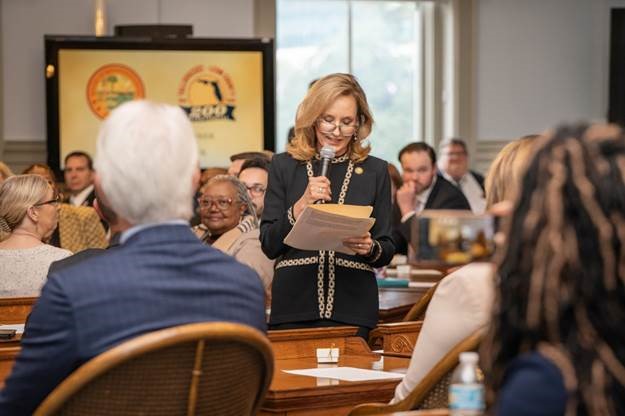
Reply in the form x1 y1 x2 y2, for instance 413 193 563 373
438 137 468 154
95 100 198 224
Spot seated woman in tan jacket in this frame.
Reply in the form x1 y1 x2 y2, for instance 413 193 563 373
192 174 274 295
391 135 540 403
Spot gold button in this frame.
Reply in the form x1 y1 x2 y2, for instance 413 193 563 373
355 167 364 174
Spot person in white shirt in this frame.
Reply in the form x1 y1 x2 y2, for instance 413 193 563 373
437 138 486 214
64 151 95 207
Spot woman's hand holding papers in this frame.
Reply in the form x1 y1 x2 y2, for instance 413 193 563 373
342 231 374 256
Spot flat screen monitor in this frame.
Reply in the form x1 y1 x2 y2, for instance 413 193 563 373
45 35 275 175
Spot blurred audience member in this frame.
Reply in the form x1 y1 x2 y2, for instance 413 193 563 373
227 151 271 176
391 134 538 404
238 157 270 218
438 138 486 214
23 163 107 253
393 142 471 254
0 161 14 184
64 151 95 207
0 101 265 415
193 174 274 292
483 125 625 415
0 175 71 296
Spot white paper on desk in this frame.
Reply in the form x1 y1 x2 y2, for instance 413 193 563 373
283 366 404 382
0 324 25 334
284 204 375 255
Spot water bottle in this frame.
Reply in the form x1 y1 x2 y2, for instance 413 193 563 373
449 352 485 415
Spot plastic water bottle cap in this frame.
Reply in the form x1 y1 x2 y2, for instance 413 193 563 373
459 352 478 363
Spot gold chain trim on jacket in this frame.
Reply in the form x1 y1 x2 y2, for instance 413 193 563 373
306 159 354 318
275 256 319 270
335 258 374 272
314 153 350 163
287 206 295 226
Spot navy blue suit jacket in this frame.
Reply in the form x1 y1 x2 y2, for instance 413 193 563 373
0 224 266 415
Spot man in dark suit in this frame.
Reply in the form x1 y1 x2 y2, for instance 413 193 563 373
0 101 266 415
437 138 486 214
63 151 96 207
393 142 471 255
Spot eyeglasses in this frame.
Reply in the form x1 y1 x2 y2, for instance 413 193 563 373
245 184 266 196
33 194 61 207
317 119 358 137
198 197 238 210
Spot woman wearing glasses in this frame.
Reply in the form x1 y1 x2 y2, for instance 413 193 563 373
0 175 72 296
260 73 395 338
193 174 274 295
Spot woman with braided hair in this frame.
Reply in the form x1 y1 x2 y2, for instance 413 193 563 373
483 124 625 415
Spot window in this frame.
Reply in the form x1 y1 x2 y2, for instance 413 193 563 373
276 0 424 165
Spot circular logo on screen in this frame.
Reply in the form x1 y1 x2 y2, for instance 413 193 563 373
86 64 145 119
177 65 236 122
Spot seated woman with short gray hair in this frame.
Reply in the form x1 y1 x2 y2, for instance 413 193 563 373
192 174 274 295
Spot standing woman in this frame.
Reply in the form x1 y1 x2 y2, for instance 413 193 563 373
261 73 395 338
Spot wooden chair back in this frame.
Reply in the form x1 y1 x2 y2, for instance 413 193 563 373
348 330 483 415
34 322 273 416
402 282 439 322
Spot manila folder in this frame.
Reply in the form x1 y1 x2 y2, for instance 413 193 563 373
283 204 375 255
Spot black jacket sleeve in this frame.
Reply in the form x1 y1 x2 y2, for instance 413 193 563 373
358 160 396 267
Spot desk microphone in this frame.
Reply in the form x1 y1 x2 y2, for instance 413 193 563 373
315 145 335 204
319 145 335 178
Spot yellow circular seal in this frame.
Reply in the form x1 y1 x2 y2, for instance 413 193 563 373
87 64 145 119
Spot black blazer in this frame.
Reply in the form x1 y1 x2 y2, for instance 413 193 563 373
260 152 395 329
392 175 471 255
470 170 485 191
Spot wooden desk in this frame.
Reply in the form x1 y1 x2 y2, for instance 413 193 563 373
0 297 35 324
380 410 448 416
378 287 429 323
269 326 375 360
260 354 410 415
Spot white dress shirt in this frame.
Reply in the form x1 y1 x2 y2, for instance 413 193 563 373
68 184 94 207
441 171 486 214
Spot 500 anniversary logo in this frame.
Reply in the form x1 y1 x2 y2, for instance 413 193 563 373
178 65 236 122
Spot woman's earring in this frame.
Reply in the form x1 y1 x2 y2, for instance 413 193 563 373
353 134 358 142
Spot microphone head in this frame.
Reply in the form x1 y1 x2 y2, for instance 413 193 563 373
320 145 336 159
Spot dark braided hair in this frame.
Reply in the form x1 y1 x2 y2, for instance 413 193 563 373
482 124 625 414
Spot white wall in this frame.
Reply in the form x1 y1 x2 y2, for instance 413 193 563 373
1 0 254 142
475 0 608 141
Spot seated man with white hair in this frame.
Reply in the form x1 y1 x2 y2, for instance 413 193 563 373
0 100 266 415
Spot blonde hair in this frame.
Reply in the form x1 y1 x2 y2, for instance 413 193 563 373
287 73 374 163
0 161 14 182
0 174 51 241
484 135 540 208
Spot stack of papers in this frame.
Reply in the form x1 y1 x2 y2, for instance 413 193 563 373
283 366 404 382
284 204 375 255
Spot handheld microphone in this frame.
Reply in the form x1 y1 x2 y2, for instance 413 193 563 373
315 146 335 205
319 145 336 178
